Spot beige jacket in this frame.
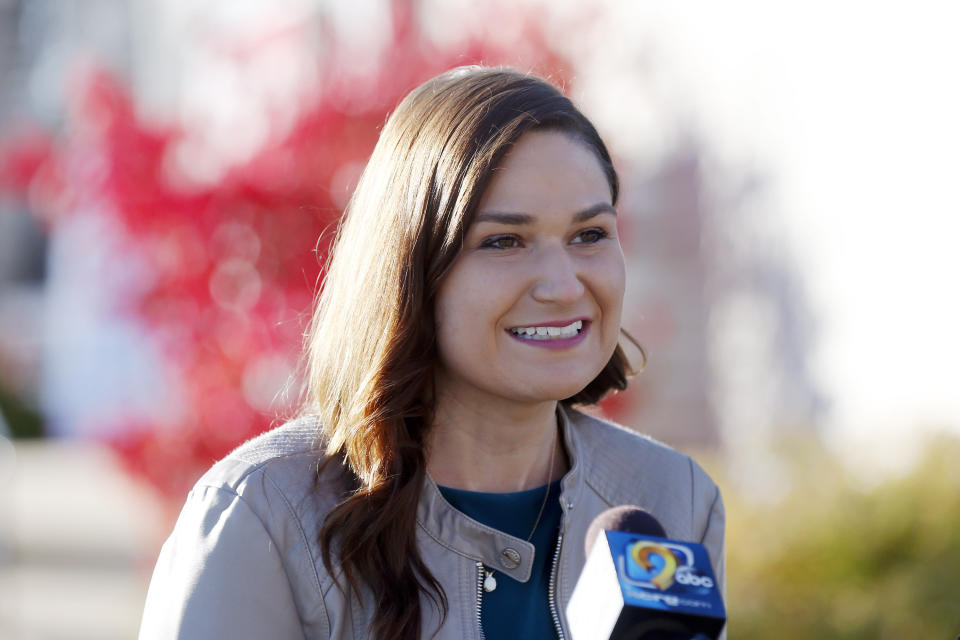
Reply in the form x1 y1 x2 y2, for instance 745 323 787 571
139 406 725 639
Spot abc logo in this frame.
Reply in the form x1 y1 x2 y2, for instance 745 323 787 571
627 541 678 590
624 540 714 592
675 567 714 589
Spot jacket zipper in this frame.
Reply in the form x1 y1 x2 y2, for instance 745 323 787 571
547 530 566 640
475 561 486 640
476 530 566 640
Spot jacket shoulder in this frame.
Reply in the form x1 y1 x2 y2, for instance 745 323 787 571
564 407 720 539
565 407 697 484
566 407 679 455
143 417 342 638
188 416 352 546
192 416 321 491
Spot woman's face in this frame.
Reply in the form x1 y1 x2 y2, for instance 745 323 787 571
433 130 626 409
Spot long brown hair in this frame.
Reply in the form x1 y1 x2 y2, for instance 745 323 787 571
302 66 635 640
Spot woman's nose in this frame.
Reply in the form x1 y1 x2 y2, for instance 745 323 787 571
530 245 585 304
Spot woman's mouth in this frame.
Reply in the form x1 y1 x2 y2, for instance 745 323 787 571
508 319 584 340
505 320 590 349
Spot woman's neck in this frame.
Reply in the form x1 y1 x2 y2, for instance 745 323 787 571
426 393 567 492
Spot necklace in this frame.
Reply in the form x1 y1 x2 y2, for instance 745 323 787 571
483 429 558 593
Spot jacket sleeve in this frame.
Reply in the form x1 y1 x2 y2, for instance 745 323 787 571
701 486 725 592
139 484 308 640
699 483 726 640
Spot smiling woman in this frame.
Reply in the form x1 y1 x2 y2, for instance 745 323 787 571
138 67 725 640
432 132 626 423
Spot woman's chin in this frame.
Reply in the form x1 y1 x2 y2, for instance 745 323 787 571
508 378 598 405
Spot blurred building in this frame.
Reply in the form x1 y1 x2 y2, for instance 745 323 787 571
0 0 49 438
1 0 155 438
617 139 823 451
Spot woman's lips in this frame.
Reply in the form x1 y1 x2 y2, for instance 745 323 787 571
505 319 590 349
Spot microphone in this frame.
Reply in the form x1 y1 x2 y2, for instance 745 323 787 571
566 506 726 640
583 506 668 553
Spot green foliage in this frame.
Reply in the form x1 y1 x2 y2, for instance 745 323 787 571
719 435 960 638
0 381 44 438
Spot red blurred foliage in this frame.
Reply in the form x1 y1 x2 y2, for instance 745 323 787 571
0 124 54 192
0 2 574 502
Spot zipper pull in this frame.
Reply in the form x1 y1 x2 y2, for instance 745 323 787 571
483 570 497 592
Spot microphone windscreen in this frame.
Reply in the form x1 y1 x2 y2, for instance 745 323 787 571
584 506 667 555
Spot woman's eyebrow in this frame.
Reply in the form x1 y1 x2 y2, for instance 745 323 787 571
572 203 617 222
474 203 616 226
473 212 533 225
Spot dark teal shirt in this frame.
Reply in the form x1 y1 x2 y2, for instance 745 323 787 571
438 480 563 640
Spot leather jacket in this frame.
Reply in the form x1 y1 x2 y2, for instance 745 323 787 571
139 406 725 639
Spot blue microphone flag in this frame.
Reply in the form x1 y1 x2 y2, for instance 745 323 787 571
567 530 726 639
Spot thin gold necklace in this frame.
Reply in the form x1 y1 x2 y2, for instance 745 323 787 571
483 430 558 593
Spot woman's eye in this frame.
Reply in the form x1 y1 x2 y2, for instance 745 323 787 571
480 235 522 250
572 228 609 244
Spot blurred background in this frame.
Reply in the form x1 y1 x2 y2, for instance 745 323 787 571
1 0 958 638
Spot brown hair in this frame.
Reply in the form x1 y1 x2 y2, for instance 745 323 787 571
302 66 636 640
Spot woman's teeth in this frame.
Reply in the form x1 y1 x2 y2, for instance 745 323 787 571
509 320 583 340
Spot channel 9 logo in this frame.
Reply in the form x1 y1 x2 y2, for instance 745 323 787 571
621 539 715 591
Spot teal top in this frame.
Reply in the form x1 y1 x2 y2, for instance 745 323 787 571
438 480 564 640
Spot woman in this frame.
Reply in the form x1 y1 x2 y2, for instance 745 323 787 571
139 66 724 640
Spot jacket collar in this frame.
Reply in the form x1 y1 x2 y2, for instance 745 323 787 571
415 404 586 584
